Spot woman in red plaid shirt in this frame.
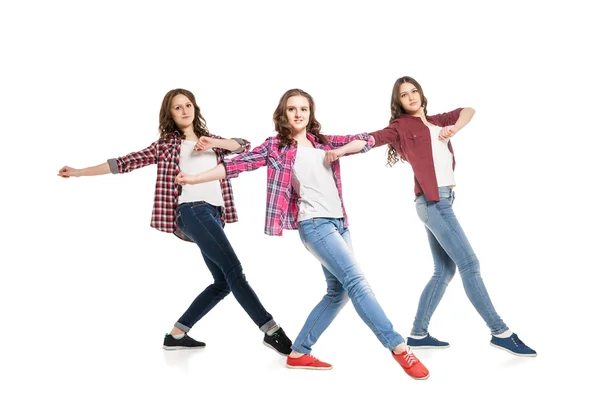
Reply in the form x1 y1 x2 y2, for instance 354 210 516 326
176 89 429 379
58 89 292 355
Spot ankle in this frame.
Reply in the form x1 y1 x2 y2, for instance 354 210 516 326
392 343 407 354
170 327 185 336
289 350 305 358
266 324 281 336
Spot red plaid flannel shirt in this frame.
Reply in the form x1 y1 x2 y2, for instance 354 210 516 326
108 133 250 242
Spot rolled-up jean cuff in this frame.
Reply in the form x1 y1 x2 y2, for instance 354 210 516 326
260 319 277 333
174 322 191 333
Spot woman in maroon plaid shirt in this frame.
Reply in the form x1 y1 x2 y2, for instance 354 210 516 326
58 89 292 355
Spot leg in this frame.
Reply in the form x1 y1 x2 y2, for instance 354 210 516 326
177 202 276 333
174 251 231 332
291 265 349 354
410 224 457 336
297 218 404 351
421 191 508 335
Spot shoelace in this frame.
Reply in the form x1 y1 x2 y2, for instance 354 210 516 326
512 334 524 347
403 348 417 366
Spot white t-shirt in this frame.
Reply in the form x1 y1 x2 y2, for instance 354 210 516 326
291 146 344 222
178 140 224 207
428 125 456 187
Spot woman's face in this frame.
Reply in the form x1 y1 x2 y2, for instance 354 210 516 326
399 82 421 115
285 95 310 134
170 94 195 130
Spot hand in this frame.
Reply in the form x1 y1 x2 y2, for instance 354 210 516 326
57 166 80 178
438 125 457 140
325 149 343 164
175 171 198 186
194 136 216 151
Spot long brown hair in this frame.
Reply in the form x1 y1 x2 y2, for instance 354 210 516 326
158 89 210 140
273 89 328 149
386 76 428 167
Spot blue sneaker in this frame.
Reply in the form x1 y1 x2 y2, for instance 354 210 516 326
490 333 537 357
407 334 450 349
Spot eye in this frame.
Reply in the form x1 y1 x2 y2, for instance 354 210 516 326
174 106 180 110
186 104 192 108
400 93 406 98
412 89 418 93
301 107 308 112
288 107 294 112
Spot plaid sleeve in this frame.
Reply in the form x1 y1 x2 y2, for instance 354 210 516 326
211 134 251 157
108 141 158 174
222 138 270 178
326 133 374 154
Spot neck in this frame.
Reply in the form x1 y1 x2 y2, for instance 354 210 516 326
408 108 425 118
293 130 307 140
180 125 197 139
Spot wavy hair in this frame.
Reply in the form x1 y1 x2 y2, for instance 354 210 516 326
386 76 428 167
273 89 328 149
158 89 210 140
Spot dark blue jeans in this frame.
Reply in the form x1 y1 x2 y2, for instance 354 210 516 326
174 201 276 333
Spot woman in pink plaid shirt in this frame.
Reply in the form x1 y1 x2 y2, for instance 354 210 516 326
58 89 292 356
176 89 429 379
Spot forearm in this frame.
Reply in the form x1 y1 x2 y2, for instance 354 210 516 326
191 164 226 184
212 138 245 152
76 162 111 176
338 140 367 156
454 107 475 131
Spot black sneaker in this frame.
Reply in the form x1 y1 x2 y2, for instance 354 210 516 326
263 327 292 356
163 333 206 350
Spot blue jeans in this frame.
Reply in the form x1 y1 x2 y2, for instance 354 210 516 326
412 187 508 336
174 201 276 333
293 218 404 354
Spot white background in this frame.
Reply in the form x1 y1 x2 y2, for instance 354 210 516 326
1 0 598 398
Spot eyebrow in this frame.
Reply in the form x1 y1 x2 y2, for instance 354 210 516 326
400 89 417 95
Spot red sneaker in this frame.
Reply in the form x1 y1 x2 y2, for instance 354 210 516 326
392 346 430 380
286 354 333 370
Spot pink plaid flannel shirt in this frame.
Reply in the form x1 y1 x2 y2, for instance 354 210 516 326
223 132 374 236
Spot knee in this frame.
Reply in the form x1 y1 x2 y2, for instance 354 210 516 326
213 280 231 298
222 263 247 284
444 263 457 283
457 254 480 276
345 273 371 298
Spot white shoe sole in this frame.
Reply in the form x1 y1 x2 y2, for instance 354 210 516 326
490 342 537 357
263 341 290 356
408 345 450 349
162 345 205 350
286 364 333 370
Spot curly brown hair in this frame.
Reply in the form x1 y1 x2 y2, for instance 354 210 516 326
158 89 210 140
386 76 428 167
273 89 328 149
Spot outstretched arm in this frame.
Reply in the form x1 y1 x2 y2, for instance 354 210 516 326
58 162 111 178
58 141 159 178
176 164 226 185
194 136 250 154
325 139 368 164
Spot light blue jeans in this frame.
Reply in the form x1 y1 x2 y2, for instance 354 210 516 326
293 218 404 354
412 187 509 336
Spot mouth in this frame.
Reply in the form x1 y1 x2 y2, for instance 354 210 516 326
409 102 417 106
